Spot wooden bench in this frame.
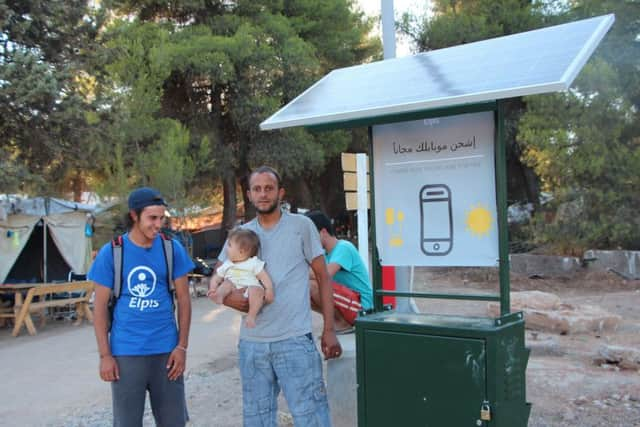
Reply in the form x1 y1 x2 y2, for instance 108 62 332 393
11 281 94 337
0 284 36 329
0 306 15 327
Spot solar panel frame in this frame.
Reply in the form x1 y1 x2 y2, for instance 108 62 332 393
260 14 614 131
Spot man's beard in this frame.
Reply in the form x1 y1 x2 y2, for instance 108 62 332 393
255 199 280 214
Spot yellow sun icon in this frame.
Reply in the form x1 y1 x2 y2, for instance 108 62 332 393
465 204 492 237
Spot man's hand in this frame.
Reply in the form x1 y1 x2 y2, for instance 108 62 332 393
321 329 342 360
166 347 186 381
99 355 120 382
223 286 250 313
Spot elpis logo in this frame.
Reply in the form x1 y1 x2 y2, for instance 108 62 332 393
127 266 160 310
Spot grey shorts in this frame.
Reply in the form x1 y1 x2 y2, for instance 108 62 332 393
112 353 187 427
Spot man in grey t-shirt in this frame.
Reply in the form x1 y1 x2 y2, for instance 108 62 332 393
211 165 341 426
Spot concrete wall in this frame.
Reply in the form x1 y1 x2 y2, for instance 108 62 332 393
510 253 581 278
583 250 640 279
510 250 640 280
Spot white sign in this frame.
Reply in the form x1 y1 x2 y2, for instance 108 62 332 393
373 111 499 266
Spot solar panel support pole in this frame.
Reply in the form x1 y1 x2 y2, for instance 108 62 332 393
356 153 370 273
381 0 396 60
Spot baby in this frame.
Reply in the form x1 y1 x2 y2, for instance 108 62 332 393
208 228 274 327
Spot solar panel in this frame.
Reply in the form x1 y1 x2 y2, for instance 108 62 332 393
260 14 614 130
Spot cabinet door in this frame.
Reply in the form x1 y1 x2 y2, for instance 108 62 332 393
361 330 486 427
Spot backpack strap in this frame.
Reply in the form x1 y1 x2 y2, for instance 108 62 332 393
111 235 124 298
159 232 176 313
160 232 175 293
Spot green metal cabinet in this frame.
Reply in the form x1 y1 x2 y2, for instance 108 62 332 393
356 311 531 427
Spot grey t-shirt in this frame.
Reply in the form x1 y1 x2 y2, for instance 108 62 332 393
218 211 324 342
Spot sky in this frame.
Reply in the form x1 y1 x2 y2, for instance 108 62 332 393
356 0 433 57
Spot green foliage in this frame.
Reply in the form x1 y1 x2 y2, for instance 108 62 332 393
143 120 195 207
96 0 379 226
399 0 544 51
94 141 129 204
0 144 45 194
518 0 640 250
0 0 106 198
102 20 172 142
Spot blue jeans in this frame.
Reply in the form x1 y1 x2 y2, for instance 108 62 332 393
238 334 332 427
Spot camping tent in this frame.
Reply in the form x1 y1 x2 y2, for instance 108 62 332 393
0 197 96 284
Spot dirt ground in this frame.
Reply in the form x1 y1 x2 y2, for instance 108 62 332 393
413 268 640 427
0 271 638 426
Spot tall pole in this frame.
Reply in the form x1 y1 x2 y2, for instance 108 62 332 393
381 0 415 313
381 0 396 60
43 219 48 283
43 198 49 283
356 154 370 273
496 101 511 316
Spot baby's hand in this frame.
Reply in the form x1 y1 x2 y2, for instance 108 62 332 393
245 315 257 328
206 283 218 302
264 288 274 304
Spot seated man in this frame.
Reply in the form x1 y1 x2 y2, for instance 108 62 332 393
306 210 373 332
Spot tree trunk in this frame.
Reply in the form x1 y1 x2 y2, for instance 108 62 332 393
317 155 346 217
286 178 313 213
222 171 237 231
240 176 255 221
71 172 84 202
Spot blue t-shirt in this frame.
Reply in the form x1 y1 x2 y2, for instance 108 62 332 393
88 234 194 356
327 240 373 310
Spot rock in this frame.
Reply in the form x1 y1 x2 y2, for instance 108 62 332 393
574 396 588 405
595 344 640 370
501 291 562 310
526 333 563 356
488 292 621 334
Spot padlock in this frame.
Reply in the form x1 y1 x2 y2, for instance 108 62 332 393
480 401 491 421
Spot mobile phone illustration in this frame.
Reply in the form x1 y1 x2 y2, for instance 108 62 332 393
420 184 453 256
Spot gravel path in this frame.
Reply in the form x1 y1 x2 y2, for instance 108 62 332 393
2 272 639 427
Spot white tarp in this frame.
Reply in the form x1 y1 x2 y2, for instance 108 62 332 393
45 212 92 278
0 196 96 216
0 215 40 285
0 197 95 284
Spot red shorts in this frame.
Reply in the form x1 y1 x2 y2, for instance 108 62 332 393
332 282 362 326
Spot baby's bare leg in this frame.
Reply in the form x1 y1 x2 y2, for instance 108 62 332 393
212 281 234 304
245 286 265 328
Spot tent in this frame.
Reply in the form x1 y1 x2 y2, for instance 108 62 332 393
0 197 96 284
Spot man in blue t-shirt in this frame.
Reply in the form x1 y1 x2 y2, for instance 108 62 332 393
306 210 373 332
89 187 194 427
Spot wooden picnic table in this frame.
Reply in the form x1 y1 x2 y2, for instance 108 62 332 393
0 281 94 337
